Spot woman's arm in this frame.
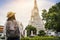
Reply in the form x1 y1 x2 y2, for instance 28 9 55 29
3 23 6 36
17 21 24 38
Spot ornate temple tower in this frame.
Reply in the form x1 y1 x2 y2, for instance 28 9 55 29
29 0 45 34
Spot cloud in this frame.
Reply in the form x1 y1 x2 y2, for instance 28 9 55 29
0 0 57 28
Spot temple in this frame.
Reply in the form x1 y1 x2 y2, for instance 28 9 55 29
29 0 45 34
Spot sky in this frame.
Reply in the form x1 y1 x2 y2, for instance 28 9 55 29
0 0 60 29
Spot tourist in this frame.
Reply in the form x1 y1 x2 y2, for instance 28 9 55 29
4 12 21 40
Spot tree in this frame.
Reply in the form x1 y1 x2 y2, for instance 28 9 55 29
38 30 46 36
25 25 37 36
42 2 60 32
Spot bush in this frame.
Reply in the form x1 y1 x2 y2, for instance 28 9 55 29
38 30 46 36
21 36 60 40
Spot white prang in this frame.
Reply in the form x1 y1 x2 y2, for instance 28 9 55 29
29 0 45 34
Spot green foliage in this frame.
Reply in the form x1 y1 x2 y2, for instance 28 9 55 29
21 36 60 40
38 30 46 36
42 2 60 32
25 25 37 36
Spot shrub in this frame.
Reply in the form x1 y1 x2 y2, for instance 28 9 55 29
21 36 60 40
38 30 46 36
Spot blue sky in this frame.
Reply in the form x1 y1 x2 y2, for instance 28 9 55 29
0 0 60 7
0 0 14 7
0 0 60 28
50 0 60 3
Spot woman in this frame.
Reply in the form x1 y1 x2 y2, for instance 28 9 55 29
4 12 21 40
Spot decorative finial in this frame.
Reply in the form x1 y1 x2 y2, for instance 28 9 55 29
34 0 37 8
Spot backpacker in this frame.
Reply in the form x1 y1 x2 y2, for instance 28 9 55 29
6 20 20 37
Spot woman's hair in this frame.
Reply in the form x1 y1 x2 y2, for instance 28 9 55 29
7 15 16 21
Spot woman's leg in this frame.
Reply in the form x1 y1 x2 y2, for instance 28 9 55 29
7 37 14 40
14 37 20 40
7 37 11 40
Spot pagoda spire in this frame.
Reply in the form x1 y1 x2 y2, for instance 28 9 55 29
29 0 45 35
34 0 38 8
31 0 38 20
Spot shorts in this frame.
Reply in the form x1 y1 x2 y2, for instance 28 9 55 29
7 37 20 40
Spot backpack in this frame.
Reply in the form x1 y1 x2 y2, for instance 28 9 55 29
6 20 20 37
